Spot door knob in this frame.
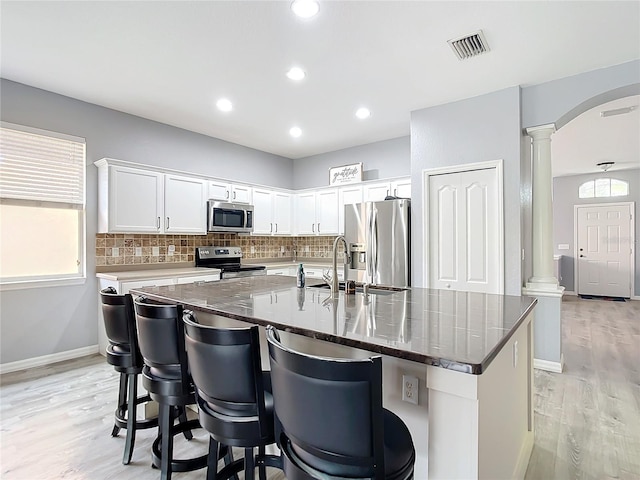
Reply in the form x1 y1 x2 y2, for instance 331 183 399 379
579 254 585 258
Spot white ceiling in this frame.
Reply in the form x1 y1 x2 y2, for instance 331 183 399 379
1 1 639 171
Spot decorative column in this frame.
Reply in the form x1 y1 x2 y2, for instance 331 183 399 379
523 123 565 373
526 124 558 289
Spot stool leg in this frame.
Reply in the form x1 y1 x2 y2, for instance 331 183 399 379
159 402 174 480
224 448 239 480
122 372 137 465
206 437 219 480
258 445 266 480
177 406 193 441
244 447 255 480
112 372 127 437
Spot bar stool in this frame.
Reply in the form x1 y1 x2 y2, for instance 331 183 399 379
100 287 158 465
183 311 281 480
266 325 416 480
133 297 234 480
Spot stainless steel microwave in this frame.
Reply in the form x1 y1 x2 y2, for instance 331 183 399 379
207 201 254 233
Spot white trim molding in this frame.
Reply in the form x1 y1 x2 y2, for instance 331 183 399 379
534 355 564 374
0 345 98 375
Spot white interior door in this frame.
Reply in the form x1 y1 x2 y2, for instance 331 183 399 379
576 203 633 297
428 167 501 294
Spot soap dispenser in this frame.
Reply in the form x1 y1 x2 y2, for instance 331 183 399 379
296 263 305 288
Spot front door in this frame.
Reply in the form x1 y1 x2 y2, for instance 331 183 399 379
428 166 501 294
576 203 633 298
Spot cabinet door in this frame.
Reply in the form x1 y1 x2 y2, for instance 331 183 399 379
273 191 292 235
363 182 391 202
164 174 207 234
391 178 411 198
231 185 252 204
120 277 176 293
339 186 363 235
316 189 339 235
252 188 274 234
295 193 317 235
109 165 163 233
208 180 230 201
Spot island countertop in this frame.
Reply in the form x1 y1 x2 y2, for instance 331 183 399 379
130 275 536 374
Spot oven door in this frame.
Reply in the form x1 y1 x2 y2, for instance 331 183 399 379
208 201 253 233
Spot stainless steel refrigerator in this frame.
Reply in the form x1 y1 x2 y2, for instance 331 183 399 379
344 199 410 287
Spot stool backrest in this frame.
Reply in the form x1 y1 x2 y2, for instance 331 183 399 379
133 297 190 391
100 287 141 363
183 312 269 431
266 325 385 478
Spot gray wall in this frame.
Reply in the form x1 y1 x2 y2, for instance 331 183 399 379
293 136 410 190
522 60 640 130
0 79 293 365
553 169 639 296
410 87 523 295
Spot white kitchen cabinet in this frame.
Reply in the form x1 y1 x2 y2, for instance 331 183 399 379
252 188 292 235
267 267 293 276
98 162 164 233
295 189 339 235
208 181 252 204
175 273 220 284
164 174 208 234
96 159 207 234
338 185 363 234
363 178 411 202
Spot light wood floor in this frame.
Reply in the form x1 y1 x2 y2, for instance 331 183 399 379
1 296 638 479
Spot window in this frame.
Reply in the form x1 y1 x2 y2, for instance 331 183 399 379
578 178 629 199
0 122 86 288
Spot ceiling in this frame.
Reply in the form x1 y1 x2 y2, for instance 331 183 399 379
1 1 639 170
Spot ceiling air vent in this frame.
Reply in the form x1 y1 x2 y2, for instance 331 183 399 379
448 30 489 60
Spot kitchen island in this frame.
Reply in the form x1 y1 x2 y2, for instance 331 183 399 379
131 276 537 479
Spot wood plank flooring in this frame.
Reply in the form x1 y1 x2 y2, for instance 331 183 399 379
1 296 638 479
524 296 640 480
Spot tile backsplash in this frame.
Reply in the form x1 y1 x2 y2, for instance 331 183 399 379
95 233 338 266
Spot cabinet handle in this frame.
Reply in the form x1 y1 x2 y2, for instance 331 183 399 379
157 217 160 229
312 224 315 233
270 222 273 233
317 223 320 233
386 189 390 197
166 217 170 229
233 191 236 200
275 223 278 233
226 190 229 199
393 188 397 196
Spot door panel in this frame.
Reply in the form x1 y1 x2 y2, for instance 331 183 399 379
577 204 632 297
429 168 499 294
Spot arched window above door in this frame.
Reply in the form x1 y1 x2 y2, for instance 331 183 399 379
578 178 629 198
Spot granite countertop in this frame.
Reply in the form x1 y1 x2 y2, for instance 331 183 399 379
130 276 537 374
96 267 220 281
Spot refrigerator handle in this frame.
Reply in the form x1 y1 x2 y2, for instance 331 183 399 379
366 206 373 282
371 208 378 283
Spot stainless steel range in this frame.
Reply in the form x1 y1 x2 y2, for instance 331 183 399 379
195 246 266 279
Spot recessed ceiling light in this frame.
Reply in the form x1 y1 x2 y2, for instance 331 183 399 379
291 0 319 18
286 67 306 81
355 107 371 119
289 126 302 138
216 98 233 112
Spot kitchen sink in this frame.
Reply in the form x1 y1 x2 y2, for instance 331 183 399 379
308 282 408 296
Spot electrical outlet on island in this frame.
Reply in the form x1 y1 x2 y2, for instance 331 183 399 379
402 375 419 405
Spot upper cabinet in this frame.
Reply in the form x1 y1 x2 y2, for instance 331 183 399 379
208 180 252 204
96 159 207 234
295 189 339 235
338 185 364 235
252 188 292 235
363 178 411 201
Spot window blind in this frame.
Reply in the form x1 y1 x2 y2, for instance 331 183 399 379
0 124 85 206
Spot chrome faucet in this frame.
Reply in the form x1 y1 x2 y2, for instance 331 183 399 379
323 235 350 297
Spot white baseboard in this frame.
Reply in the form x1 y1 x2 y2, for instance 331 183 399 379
563 290 577 296
0 345 99 375
513 432 535 479
534 355 564 373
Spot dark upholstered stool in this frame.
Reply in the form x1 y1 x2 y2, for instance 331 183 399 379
266 325 416 480
133 297 234 480
100 287 158 465
183 311 281 480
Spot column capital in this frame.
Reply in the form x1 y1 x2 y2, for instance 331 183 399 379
525 123 556 139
